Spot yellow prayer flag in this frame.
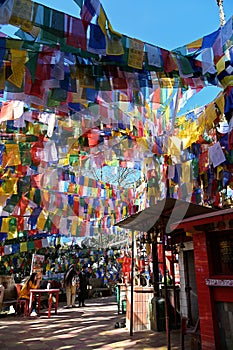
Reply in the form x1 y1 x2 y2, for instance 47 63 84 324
20 242 28 252
4 143 21 166
168 136 182 156
29 188 35 200
128 38 144 70
1 218 9 232
205 103 217 125
106 21 124 56
191 134 199 145
28 26 40 38
37 209 48 230
0 195 8 206
0 64 5 90
59 157 70 166
215 93 224 115
217 166 223 180
176 115 186 126
84 177 89 187
2 178 18 195
190 121 198 134
216 56 225 74
8 49 27 88
181 162 191 183
98 6 107 35
182 137 192 150
87 203 92 215
220 75 233 88
178 121 190 138
9 0 33 32
92 188 98 197
157 75 175 88
146 243 151 255
71 218 78 236
187 38 203 50
8 231 17 240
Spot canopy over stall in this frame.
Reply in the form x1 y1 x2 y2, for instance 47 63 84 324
116 198 218 232
115 198 217 348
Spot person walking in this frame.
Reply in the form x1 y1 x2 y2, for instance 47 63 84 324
63 264 79 308
78 265 88 307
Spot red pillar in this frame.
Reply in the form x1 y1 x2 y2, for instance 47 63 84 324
192 232 216 350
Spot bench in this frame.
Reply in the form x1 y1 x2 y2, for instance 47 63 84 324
87 278 112 298
92 287 112 298
1 284 19 313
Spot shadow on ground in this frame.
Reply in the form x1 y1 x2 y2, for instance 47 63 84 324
0 296 191 349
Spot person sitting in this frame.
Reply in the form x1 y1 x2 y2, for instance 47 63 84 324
18 272 41 316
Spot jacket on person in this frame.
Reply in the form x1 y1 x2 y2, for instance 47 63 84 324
19 280 38 300
64 266 78 288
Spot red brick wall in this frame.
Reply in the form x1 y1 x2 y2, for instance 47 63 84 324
193 232 216 350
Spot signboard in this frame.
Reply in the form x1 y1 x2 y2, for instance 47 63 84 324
205 279 233 287
30 254 45 274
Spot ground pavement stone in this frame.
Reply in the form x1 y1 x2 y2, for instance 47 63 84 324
0 295 191 349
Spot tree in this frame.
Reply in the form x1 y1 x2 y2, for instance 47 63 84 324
84 165 142 188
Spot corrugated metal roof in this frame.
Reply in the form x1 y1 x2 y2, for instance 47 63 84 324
115 198 218 233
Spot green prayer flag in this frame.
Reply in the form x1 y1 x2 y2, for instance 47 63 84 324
44 216 52 231
73 0 83 9
27 241 35 251
3 194 21 213
33 189 41 206
25 52 38 83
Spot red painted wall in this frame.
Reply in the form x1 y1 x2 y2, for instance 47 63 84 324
193 232 216 350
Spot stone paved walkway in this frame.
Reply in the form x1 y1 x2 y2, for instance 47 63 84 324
0 296 191 349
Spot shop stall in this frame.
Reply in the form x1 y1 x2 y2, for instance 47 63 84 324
116 198 217 348
171 208 233 350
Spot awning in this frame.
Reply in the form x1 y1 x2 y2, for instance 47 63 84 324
115 198 218 233
170 207 233 233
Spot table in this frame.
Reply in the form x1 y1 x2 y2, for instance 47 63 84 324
29 289 59 318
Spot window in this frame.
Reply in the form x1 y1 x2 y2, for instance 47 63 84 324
208 231 233 275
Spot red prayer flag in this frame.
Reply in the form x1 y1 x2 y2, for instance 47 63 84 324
66 16 87 51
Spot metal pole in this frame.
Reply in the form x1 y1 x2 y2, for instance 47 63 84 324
152 237 160 297
130 230 135 336
162 225 171 350
171 239 178 328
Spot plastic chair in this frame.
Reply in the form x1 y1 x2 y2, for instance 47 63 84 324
16 299 29 317
15 284 29 317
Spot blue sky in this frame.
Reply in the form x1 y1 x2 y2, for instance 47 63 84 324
35 0 233 110
1 0 233 110
32 0 233 50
